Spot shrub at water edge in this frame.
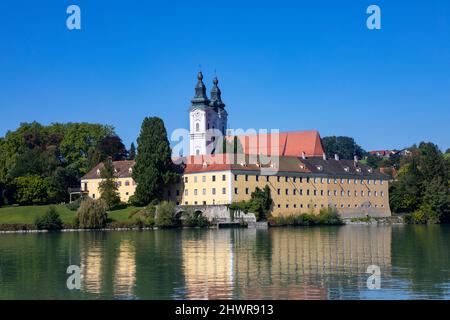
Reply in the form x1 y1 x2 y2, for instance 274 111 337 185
75 198 108 229
34 206 63 231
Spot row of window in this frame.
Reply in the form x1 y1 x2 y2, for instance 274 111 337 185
272 188 384 197
234 174 384 185
183 174 227 183
169 188 384 198
276 203 385 209
92 191 130 199
115 180 135 187
169 188 228 197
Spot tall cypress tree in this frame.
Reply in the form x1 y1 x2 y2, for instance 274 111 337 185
133 117 175 205
129 142 136 160
99 157 121 210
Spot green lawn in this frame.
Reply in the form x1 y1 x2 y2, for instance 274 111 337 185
0 204 143 225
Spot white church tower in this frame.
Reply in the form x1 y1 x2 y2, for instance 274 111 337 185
189 72 228 156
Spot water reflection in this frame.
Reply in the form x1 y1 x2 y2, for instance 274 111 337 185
182 230 234 299
113 240 136 298
0 226 449 299
179 226 392 299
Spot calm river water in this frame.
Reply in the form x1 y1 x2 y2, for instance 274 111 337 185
0 225 449 300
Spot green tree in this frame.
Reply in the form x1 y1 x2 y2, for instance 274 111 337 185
35 206 63 230
133 117 177 205
0 122 117 205
420 177 450 223
98 158 121 210
418 142 448 183
76 198 108 229
390 142 450 224
128 142 136 160
390 161 421 213
321 136 365 160
230 185 273 221
155 201 180 227
13 175 50 205
249 185 273 221
88 135 128 168
60 123 115 174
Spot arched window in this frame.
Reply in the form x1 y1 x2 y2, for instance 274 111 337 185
195 122 200 132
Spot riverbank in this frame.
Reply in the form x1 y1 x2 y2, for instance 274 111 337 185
0 204 407 234
0 204 145 232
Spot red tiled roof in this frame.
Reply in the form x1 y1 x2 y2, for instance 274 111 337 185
232 130 325 157
175 154 390 179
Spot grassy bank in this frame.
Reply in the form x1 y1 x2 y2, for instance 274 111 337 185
0 204 142 226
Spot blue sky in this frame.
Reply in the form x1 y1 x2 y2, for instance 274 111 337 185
0 0 449 151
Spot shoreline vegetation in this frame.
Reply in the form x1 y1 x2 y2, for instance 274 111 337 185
0 202 403 233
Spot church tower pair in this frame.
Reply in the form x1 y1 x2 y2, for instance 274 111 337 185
189 72 228 156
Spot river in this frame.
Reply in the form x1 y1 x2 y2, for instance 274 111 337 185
0 225 449 299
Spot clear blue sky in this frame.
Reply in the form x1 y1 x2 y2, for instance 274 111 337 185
1 0 449 152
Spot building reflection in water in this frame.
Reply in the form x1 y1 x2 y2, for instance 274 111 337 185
181 226 392 299
181 230 234 299
80 245 103 294
113 240 137 298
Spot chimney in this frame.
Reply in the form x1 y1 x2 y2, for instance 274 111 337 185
322 153 327 161
301 151 306 160
334 154 339 161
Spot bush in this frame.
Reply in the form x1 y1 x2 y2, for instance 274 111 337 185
182 209 210 228
130 205 156 227
34 206 63 230
66 196 86 211
76 198 108 229
270 208 343 227
404 210 429 224
316 208 343 225
155 201 180 228
294 213 316 226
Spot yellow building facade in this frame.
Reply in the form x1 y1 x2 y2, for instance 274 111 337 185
165 155 391 218
81 155 391 218
80 160 136 203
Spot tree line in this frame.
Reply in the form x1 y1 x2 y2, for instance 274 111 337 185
0 122 135 206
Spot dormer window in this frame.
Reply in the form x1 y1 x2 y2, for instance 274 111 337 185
356 168 362 173
368 168 373 173
128 167 133 174
96 169 101 176
299 164 305 170
202 161 208 168
114 168 118 173
240 162 247 167
344 167 349 172
316 165 323 171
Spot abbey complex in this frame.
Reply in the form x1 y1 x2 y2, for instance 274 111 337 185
81 73 391 218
